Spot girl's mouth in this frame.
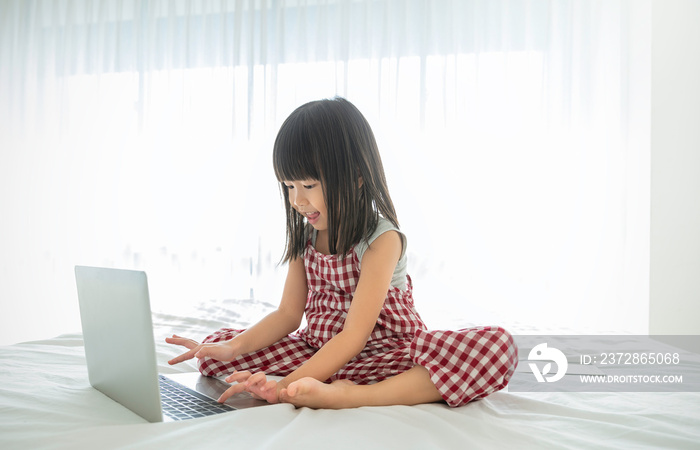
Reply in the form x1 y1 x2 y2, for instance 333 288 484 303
305 211 320 224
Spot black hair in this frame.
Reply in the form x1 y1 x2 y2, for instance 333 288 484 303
273 97 399 262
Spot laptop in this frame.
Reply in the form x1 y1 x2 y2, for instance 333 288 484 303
75 265 269 422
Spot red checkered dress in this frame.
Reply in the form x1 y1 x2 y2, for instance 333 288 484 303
198 237 518 407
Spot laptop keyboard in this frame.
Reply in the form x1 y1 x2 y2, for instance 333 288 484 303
159 375 234 420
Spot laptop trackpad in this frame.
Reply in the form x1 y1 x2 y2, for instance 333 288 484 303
166 372 271 410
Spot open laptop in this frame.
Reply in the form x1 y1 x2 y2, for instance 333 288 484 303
75 265 269 422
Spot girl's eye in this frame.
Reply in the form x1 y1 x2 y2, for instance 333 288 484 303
283 181 316 190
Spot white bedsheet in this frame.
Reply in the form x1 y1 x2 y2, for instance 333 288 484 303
2 299 699 449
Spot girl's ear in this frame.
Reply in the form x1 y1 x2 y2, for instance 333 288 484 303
358 176 363 189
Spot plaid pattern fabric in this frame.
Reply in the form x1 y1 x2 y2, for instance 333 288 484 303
197 239 518 407
198 329 316 378
198 327 416 385
410 327 518 407
299 242 426 349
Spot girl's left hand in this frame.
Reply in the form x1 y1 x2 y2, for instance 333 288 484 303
219 370 281 404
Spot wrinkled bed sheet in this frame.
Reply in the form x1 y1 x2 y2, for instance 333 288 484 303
1 299 699 449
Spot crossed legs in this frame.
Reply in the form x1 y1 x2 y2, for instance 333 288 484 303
281 365 443 409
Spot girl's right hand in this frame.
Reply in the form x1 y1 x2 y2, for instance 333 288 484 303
166 334 239 365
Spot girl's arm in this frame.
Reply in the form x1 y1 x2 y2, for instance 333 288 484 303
228 256 308 355
275 230 402 388
167 256 307 365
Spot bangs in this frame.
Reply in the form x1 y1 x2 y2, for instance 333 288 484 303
273 113 320 182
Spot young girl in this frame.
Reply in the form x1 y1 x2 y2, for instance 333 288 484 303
167 97 518 409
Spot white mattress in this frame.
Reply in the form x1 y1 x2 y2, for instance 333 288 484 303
1 299 699 449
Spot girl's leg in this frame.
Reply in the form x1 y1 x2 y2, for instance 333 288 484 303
197 328 316 378
409 326 518 407
282 326 518 409
281 365 442 409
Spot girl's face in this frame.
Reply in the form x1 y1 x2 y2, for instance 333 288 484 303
283 179 327 231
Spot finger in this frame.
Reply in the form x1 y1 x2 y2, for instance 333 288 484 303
261 379 277 392
217 383 248 403
245 372 268 388
193 344 220 359
285 382 298 398
225 370 252 383
165 336 199 350
165 338 200 356
248 391 265 400
246 380 278 404
279 388 290 403
260 382 280 404
194 343 232 361
167 347 199 365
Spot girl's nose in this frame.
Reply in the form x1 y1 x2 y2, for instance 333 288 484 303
293 192 308 207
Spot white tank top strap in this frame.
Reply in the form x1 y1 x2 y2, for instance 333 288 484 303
355 217 408 290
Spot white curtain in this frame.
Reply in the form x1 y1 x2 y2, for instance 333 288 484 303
0 0 651 345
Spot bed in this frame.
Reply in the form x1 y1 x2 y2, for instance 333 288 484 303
1 298 699 449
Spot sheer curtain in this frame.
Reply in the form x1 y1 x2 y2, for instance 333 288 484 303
0 0 650 345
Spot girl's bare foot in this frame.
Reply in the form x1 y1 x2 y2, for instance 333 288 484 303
279 367 443 409
280 378 359 409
